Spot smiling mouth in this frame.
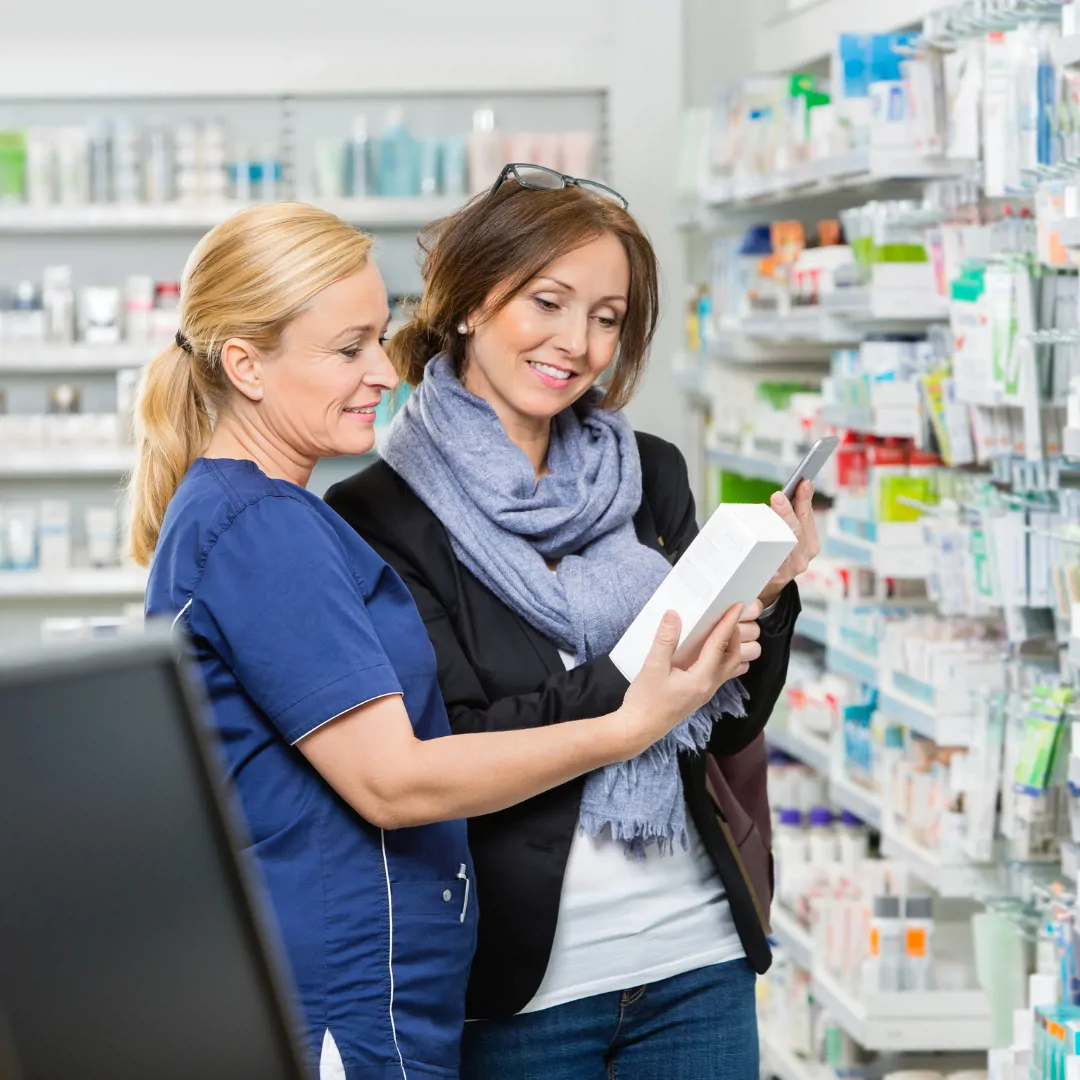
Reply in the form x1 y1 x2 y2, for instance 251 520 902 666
526 360 575 382
343 404 378 414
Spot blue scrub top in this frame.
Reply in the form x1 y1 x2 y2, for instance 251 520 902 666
146 458 477 1080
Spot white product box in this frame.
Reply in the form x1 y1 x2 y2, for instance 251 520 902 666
37 500 72 573
610 503 796 680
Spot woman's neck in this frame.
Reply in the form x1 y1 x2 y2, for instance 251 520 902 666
204 412 316 489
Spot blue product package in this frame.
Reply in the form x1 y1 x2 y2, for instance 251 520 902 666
869 33 918 84
836 35 874 99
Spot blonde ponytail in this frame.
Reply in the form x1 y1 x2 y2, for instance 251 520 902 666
128 343 214 566
126 202 374 566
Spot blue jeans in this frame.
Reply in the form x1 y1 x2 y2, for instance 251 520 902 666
460 959 758 1080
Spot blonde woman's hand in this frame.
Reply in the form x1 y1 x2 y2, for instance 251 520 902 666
617 604 760 759
759 479 820 609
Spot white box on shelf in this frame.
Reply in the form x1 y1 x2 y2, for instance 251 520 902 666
37 500 72 573
610 504 796 680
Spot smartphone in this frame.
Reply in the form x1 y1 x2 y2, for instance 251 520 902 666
781 436 839 501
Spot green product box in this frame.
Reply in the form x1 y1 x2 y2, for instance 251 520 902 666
0 131 27 201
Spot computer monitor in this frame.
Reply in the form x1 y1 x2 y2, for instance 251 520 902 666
0 630 311 1080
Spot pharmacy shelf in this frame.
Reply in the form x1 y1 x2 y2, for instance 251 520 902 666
825 644 879 688
821 402 922 439
821 285 948 324
759 1031 834 1080
823 533 931 578
0 567 149 599
753 0 951 74
1058 217 1080 248
707 448 792 486
0 448 136 477
810 966 991 1052
0 196 462 234
829 773 883 830
879 827 997 899
877 683 974 746
766 724 832 775
794 609 828 646
771 904 815 972
0 344 150 372
1063 34 1080 70
734 310 862 346
699 150 976 215
821 404 875 434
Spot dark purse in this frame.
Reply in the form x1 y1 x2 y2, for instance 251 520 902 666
703 733 773 934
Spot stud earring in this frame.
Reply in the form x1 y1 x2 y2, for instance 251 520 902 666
457 323 468 335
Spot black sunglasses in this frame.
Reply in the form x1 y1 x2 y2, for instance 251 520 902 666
489 163 628 210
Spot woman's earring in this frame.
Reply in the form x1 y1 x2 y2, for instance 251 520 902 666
457 323 468 335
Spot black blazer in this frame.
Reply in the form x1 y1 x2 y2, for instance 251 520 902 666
325 433 799 1019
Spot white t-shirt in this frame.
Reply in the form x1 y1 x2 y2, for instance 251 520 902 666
520 651 744 1014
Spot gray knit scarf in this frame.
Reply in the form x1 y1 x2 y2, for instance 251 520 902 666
381 354 745 855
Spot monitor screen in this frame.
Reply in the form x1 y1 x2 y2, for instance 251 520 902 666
0 636 310 1080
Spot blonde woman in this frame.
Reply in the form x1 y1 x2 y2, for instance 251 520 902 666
130 203 760 1080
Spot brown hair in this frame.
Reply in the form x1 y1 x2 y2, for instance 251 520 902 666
390 180 660 410
127 202 374 566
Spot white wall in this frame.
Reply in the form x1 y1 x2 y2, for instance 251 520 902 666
0 0 690 448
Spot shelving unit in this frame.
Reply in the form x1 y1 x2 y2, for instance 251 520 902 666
829 773 883 829
810 967 991 1052
0 448 136 478
821 284 948 324
1062 33 1080 69
879 829 999 899
0 567 149 599
825 644 879 688
766 723 832 775
707 447 797 486
820 403 922 439
733 310 862 347
877 685 974 746
794 608 827 646
823 533 932 578
698 149 976 216
0 344 150 372
760 1030 833 1080
771 904 815 972
0 196 464 234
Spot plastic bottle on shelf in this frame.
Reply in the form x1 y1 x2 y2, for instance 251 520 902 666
865 894 903 992
87 118 112 204
467 107 503 195
143 122 173 203
836 809 870 867
123 276 155 346
112 116 141 204
346 115 371 199
231 141 252 202
42 266 75 345
774 808 807 910
807 806 837 868
378 108 419 198
902 895 934 991
879 721 905 831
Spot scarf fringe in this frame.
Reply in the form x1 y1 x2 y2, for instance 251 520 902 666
578 811 692 860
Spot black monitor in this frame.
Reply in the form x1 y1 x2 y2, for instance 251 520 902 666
0 630 311 1080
